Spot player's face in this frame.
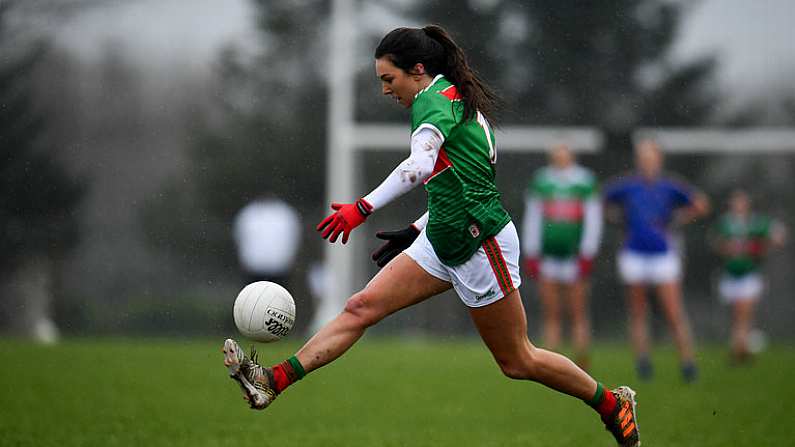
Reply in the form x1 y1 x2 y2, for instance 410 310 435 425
729 192 751 215
375 57 422 108
635 140 663 178
549 144 574 168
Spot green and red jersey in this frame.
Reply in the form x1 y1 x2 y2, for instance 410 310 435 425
526 166 598 258
715 214 773 277
411 75 510 266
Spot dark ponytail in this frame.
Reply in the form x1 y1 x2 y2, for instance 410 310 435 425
375 24 500 125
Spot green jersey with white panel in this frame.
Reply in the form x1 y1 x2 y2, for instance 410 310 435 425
716 214 772 277
529 166 598 258
411 75 510 266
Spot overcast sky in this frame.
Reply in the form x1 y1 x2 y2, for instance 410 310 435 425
55 0 795 100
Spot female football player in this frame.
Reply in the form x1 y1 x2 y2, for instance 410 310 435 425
604 139 709 382
522 143 602 370
711 189 786 363
223 25 639 446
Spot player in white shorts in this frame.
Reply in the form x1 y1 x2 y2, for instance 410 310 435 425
404 220 521 307
617 249 681 285
711 190 786 363
522 143 602 370
604 140 709 382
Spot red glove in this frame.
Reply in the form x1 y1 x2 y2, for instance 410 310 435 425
578 256 594 278
317 198 373 244
524 257 540 279
747 240 767 258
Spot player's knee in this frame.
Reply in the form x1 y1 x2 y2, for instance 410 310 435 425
343 290 382 328
496 350 539 380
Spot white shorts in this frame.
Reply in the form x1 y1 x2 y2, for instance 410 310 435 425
540 257 578 284
404 221 522 307
719 273 763 303
618 249 681 285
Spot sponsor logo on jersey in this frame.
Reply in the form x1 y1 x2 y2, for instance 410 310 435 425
543 200 584 221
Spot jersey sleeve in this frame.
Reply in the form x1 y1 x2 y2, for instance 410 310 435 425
603 178 628 203
667 180 694 207
410 92 458 140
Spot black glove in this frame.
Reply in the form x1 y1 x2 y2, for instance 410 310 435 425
371 225 421 268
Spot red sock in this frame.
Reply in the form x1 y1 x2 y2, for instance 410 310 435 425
270 357 304 393
586 383 617 420
595 387 617 420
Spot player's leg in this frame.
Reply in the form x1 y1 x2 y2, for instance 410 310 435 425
538 274 562 350
224 253 451 409
619 250 653 379
568 279 591 371
730 298 756 363
295 253 450 371
626 284 652 379
655 281 697 380
470 289 595 397
470 290 639 446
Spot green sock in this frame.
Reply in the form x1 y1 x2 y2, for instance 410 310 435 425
287 356 306 380
587 382 605 407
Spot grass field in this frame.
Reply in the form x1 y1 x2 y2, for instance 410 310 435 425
1 337 793 446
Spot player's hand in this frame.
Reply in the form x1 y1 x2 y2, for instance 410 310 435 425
577 256 594 278
524 257 540 279
317 198 373 244
371 225 421 267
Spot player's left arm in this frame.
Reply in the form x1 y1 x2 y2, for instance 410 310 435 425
671 178 710 225
580 198 603 257
371 211 427 268
578 178 603 276
770 219 788 248
677 191 710 224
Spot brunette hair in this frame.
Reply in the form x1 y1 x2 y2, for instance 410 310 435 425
374 24 499 125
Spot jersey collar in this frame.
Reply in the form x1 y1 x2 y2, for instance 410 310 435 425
414 74 445 99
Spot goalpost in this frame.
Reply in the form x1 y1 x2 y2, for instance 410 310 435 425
634 127 795 153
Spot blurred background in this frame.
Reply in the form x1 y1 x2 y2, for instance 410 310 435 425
2 0 794 344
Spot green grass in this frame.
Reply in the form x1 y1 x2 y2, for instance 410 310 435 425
1 337 793 446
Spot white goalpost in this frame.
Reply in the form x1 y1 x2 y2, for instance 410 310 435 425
634 127 795 153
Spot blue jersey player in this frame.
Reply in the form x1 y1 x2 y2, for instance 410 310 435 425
605 139 709 382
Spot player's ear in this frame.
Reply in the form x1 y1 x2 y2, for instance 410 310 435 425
410 63 426 79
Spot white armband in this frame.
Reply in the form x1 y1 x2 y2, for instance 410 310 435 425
363 127 442 211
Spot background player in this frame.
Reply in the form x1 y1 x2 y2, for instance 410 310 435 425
604 138 709 382
233 194 301 287
711 189 787 364
222 25 639 446
522 143 602 370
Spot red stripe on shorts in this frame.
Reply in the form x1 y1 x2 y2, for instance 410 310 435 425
483 237 514 296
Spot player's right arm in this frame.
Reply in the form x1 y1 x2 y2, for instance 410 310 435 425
318 128 442 244
362 128 442 210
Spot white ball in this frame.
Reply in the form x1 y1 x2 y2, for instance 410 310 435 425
233 281 296 342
